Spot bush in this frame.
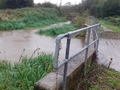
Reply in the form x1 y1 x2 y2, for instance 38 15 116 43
72 10 89 28
73 16 86 28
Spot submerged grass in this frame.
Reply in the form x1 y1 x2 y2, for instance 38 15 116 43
0 53 53 90
76 63 120 90
0 7 66 30
37 24 77 36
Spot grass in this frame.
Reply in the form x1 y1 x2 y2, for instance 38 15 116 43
0 7 66 30
37 24 77 36
36 10 89 37
100 26 104 32
0 19 25 30
0 53 53 90
76 63 120 90
99 19 120 33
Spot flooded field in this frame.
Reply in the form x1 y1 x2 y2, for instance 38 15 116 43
0 22 83 63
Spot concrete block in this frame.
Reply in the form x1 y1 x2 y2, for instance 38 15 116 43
34 72 63 90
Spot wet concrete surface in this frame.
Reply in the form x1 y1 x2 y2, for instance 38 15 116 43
98 38 120 71
0 22 83 63
100 31 120 39
98 26 120 71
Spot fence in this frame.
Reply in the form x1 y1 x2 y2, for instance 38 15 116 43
54 16 100 90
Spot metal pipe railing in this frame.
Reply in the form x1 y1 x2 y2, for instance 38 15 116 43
63 35 71 90
54 18 100 90
84 28 91 76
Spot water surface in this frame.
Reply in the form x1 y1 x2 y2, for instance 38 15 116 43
0 22 83 63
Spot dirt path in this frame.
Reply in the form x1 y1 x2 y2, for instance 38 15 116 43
98 26 120 71
101 25 113 31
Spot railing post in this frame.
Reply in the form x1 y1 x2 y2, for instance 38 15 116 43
89 16 100 55
94 27 98 53
63 34 71 90
96 25 101 55
54 36 62 69
84 28 91 76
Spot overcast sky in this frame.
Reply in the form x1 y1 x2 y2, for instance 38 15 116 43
34 0 82 5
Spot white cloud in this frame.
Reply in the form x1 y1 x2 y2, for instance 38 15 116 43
34 0 82 5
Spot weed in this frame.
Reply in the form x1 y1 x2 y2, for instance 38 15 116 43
72 10 89 28
0 53 54 90
89 85 99 90
76 63 120 90
73 16 86 28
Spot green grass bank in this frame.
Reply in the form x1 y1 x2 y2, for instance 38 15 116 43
37 24 77 36
36 15 88 36
0 53 53 90
99 16 120 33
0 7 66 30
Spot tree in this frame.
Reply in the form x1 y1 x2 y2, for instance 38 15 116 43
0 0 33 9
0 0 6 9
81 0 120 17
19 0 33 8
90 3 104 17
102 0 120 17
6 0 19 9
40 2 57 8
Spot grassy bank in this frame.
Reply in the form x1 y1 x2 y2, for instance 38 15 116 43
36 16 88 37
100 26 104 32
0 7 66 30
0 53 53 90
37 24 77 36
99 17 120 32
76 63 120 90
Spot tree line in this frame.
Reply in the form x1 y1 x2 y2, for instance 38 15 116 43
83 0 120 17
0 0 33 9
0 0 119 18
57 0 120 18
62 0 120 18
39 0 120 18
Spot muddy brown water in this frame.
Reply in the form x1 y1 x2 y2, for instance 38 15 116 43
0 22 84 63
98 32 120 72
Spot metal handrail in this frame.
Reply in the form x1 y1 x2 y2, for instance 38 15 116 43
54 17 100 90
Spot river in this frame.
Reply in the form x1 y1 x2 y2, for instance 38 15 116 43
0 22 84 63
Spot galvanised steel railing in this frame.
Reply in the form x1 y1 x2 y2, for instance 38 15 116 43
54 17 100 90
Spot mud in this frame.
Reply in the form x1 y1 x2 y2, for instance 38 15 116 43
0 22 83 63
